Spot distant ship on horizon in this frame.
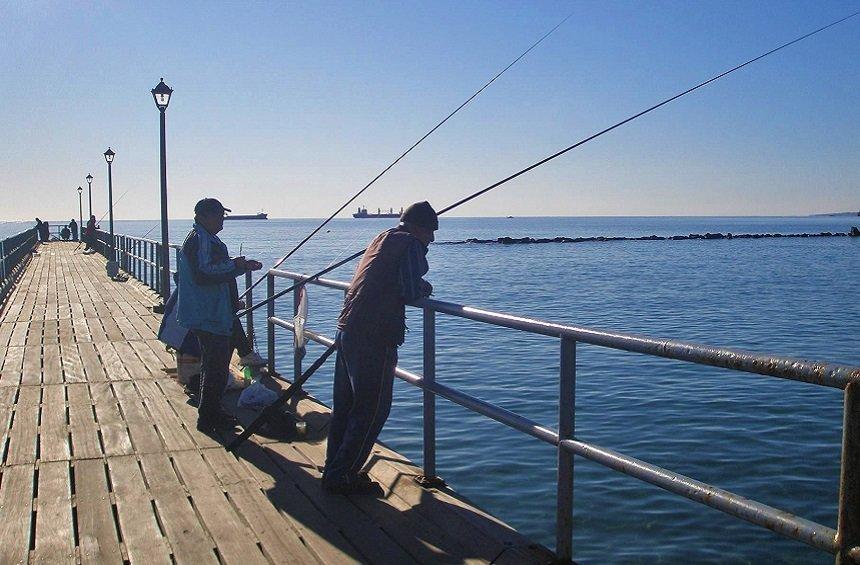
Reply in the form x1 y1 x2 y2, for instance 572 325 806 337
224 211 268 220
353 206 402 219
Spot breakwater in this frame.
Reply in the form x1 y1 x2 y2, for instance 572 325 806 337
438 226 860 245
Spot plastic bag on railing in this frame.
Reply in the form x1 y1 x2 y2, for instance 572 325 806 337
293 285 308 361
238 381 279 410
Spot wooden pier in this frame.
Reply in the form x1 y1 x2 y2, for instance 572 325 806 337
0 243 551 564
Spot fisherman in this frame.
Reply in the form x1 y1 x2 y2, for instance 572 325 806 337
35 218 49 243
176 198 263 433
69 218 78 241
83 215 97 251
322 201 437 494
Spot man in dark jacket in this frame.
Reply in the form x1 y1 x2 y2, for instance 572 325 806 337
69 219 78 241
177 198 263 433
322 201 437 494
83 215 97 251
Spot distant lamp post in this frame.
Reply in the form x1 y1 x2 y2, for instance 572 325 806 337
104 147 118 278
85 173 93 219
77 186 83 241
151 78 173 305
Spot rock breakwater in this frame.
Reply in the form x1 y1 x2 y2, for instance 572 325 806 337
437 227 860 246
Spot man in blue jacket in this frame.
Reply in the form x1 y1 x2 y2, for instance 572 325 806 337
177 198 263 433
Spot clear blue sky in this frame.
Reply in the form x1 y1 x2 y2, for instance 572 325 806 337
2 1 858 221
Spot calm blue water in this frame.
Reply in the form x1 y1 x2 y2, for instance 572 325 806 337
6 216 859 563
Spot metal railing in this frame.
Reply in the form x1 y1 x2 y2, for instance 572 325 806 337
0 228 39 307
93 230 179 298
260 268 860 564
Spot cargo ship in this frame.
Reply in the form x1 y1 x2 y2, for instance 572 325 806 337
224 211 268 221
353 206 402 219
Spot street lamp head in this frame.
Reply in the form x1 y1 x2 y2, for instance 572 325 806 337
77 186 83 195
86 174 93 184
151 78 173 111
104 148 115 164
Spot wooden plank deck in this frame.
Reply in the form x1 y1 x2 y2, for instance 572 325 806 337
0 242 552 565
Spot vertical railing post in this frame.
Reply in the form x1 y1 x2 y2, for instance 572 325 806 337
244 270 254 347
154 243 161 296
293 283 302 383
422 307 437 480
556 337 576 563
267 272 275 375
837 382 860 564
0 241 6 286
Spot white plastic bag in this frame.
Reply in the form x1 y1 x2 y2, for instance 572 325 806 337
238 381 279 410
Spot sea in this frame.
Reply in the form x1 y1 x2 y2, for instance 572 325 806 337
4 215 858 563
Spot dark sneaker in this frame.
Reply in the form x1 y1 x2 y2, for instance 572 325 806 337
322 479 384 497
196 412 239 433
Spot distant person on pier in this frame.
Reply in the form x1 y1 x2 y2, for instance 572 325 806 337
322 201 437 495
35 218 49 243
176 198 263 434
69 219 78 241
83 215 97 252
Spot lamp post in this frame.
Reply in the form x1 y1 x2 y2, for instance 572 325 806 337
77 186 83 241
85 173 93 220
104 147 117 278
152 78 173 303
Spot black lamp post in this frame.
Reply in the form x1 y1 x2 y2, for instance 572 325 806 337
85 173 93 220
77 186 83 241
104 147 117 277
152 78 173 302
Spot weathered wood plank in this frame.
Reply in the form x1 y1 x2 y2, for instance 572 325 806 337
74 458 123 564
171 450 270 564
6 404 39 464
40 384 70 462
94 342 130 382
263 441 414 564
22 344 42 385
60 344 86 383
78 342 107 382
202 448 321 563
43 343 63 384
138 453 219 565
233 440 364 564
0 464 35 563
106 455 172 564
33 460 76 563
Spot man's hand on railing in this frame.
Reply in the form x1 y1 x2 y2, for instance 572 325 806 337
420 279 433 297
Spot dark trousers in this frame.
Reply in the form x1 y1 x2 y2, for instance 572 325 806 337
323 330 397 485
193 330 232 422
231 318 252 357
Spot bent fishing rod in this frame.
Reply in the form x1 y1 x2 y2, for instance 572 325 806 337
237 11 574 302
236 10 860 321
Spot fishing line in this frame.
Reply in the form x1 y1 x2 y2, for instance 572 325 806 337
236 10 860 320
238 10 575 301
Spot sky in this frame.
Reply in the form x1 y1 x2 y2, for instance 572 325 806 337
1 0 858 221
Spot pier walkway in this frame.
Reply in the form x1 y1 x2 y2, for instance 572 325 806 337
0 243 551 564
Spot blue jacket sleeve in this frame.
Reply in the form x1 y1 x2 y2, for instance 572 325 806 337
183 233 243 285
398 238 429 303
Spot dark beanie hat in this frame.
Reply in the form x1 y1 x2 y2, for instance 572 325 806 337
400 201 438 230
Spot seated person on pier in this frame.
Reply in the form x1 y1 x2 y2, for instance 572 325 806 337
322 201 437 495
176 198 263 434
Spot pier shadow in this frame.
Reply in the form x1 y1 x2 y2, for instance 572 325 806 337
215 379 553 564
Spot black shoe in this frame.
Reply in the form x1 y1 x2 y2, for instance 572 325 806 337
196 411 239 433
322 478 384 496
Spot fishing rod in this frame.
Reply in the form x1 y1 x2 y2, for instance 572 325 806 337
227 11 860 452
235 10 860 321
237 11 574 301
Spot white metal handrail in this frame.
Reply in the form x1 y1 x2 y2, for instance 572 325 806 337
264 268 860 563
